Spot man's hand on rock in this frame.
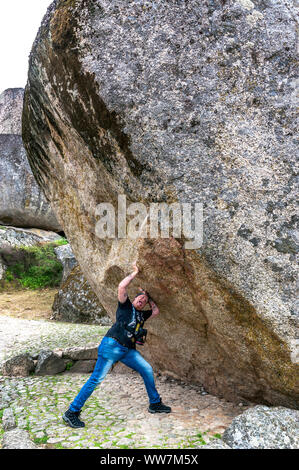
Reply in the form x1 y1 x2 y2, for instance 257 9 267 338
132 261 139 274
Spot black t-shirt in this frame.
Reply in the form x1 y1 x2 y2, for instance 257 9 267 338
105 297 152 349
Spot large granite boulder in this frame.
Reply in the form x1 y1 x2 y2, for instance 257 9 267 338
222 405 299 449
22 0 298 407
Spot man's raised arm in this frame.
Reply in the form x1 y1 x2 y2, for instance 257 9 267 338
118 261 139 303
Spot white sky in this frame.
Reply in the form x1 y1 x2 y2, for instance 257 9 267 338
0 0 53 94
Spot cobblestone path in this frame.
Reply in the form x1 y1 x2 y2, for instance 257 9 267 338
0 315 248 449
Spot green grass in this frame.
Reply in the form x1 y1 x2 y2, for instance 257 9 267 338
192 431 208 445
92 442 103 448
53 442 65 449
0 240 68 289
54 238 68 246
33 435 49 445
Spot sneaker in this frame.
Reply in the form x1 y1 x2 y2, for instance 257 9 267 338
148 400 171 414
62 409 85 428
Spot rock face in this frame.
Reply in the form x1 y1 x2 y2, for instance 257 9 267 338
0 88 61 231
0 88 24 134
222 405 299 449
22 0 299 407
0 134 61 231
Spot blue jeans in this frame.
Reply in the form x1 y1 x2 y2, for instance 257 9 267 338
69 337 161 412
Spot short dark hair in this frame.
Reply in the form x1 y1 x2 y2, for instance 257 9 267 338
134 292 148 299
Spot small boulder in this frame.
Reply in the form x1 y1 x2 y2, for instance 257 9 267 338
54 243 78 283
68 360 96 373
109 361 137 375
62 345 98 361
1 353 35 377
51 264 111 325
222 405 299 449
35 349 66 376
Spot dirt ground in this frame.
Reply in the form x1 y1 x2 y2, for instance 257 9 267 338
0 288 57 320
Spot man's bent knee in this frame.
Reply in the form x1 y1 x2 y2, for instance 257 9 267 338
139 362 154 376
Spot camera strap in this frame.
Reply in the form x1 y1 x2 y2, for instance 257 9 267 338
126 305 143 340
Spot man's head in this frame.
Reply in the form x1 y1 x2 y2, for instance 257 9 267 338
132 292 149 310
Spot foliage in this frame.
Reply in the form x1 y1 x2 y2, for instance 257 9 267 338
65 361 74 370
0 240 68 289
33 435 49 445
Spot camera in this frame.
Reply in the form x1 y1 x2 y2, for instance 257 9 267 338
123 323 147 346
135 327 147 346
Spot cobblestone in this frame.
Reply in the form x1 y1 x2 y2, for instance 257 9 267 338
0 315 107 363
0 315 249 449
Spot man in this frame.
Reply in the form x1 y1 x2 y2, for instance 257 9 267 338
62 261 171 428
